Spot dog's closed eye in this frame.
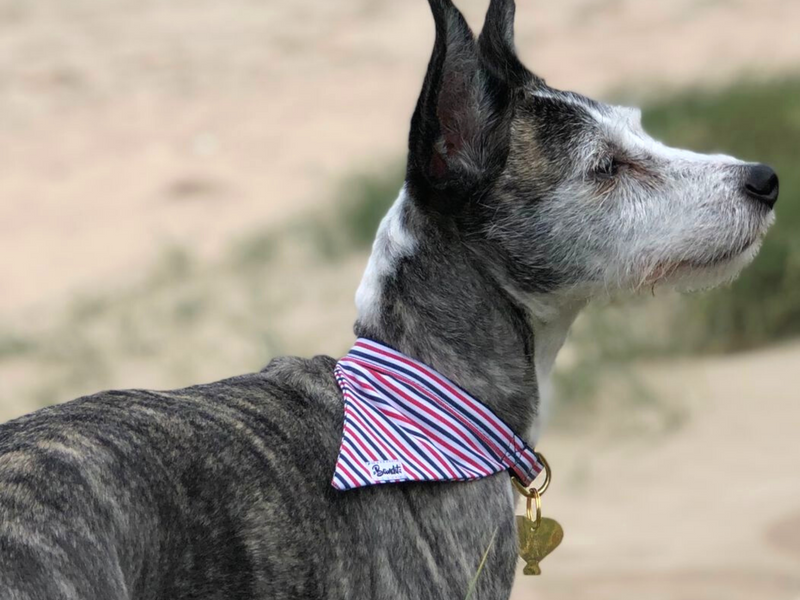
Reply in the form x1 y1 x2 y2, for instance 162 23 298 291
593 155 621 180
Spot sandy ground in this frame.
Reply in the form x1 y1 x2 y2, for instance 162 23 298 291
512 342 800 600
2 0 800 316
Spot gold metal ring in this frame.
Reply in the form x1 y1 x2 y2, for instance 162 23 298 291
511 451 551 498
525 488 542 527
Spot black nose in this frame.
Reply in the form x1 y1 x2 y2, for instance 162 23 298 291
744 163 779 208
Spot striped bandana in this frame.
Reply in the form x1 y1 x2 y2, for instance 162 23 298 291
331 338 544 491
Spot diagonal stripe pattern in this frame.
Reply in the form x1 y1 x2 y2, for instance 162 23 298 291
331 338 543 491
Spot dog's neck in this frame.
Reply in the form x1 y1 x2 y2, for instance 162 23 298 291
353 188 585 446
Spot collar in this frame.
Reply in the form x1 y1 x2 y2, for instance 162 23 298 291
331 338 543 491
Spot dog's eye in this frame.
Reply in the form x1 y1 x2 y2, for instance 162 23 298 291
594 156 620 180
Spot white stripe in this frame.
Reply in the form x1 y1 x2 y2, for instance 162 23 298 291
342 354 515 468
340 363 493 476
352 341 514 443
341 356 497 460
351 392 446 480
345 391 433 481
343 375 461 478
354 344 536 469
331 340 542 490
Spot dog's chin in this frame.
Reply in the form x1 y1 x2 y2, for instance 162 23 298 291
658 237 765 292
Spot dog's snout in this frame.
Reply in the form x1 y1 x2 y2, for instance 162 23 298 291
744 164 779 209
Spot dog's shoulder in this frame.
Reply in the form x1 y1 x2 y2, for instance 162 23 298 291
257 353 338 401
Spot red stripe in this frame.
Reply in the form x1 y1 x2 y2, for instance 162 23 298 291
348 355 531 474
357 340 510 439
342 415 379 463
416 438 462 479
341 443 372 479
363 398 460 479
353 398 439 480
345 410 389 464
350 358 540 480
343 357 487 458
345 405 426 481
332 341 543 490
369 368 492 476
335 453 363 487
347 358 497 468
341 368 462 478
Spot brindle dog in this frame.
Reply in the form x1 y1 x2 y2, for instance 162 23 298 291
0 0 778 598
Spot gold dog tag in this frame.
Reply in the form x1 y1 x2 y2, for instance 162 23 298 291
512 452 563 575
516 515 564 575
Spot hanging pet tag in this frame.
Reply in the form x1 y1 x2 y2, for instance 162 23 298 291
511 453 563 576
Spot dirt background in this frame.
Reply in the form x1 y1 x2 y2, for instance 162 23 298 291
3 0 800 316
0 0 798 597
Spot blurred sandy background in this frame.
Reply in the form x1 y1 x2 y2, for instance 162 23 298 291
1 0 799 598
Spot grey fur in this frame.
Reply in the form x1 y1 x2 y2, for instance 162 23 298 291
0 358 517 599
0 0 777 598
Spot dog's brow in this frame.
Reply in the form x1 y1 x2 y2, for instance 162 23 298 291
530 89 612 126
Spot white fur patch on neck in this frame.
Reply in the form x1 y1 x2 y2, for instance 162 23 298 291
355 187 416 328
523 294 585 447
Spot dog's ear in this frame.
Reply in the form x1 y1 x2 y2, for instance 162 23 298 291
478 0 540 89
407 0 515 208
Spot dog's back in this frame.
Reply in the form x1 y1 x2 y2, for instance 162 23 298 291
0 356 345 599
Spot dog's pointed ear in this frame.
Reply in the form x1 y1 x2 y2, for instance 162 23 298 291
407 0 514 207
477 0 539 88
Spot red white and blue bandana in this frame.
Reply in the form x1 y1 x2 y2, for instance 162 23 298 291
331 338 544 491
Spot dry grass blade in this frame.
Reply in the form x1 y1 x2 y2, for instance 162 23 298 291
464 526 499 600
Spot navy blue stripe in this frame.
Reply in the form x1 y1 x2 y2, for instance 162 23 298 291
349 395 442 480
357 388 475 478
344 413 390 463
348 388 449 480
339 363 492 472
348 350 531 465
346 372 467 479
387 376 502 473
341 352 503 470
342 416 375 464
338 453 371 486
346 369 487 478
333 472 350 489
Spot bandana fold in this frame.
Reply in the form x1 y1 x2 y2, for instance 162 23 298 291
331 338 543 491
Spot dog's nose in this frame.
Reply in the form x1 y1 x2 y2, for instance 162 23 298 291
744 164 779 209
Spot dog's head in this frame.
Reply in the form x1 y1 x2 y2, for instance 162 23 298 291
406 0 778 299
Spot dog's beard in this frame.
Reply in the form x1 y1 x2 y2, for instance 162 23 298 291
642 235 765 293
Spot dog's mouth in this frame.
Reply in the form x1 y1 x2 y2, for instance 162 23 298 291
644 235 762 287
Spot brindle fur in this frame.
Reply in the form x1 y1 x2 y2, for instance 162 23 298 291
0 357 517 599
0 0 777 598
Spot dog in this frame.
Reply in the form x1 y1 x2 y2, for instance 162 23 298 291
0 0 778 598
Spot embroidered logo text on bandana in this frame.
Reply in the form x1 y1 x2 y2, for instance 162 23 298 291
331 338 544 491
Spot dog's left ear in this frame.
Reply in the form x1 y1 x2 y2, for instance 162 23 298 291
478 0 538 89
407 0 540 208
406 0 515 208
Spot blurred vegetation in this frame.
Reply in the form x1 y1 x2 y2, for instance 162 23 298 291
643 79 800 352
1 79 797 428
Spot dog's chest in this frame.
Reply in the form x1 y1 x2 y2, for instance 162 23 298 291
311 476 520 599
